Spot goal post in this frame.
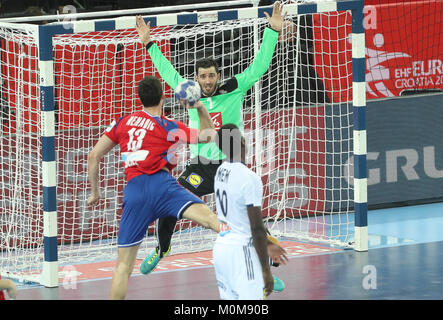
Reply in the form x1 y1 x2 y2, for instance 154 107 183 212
0 0 367 287
350 2 368 252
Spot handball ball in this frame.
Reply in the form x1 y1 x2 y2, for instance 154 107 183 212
175 80 201 106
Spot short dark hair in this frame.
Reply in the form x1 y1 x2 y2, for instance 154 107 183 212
195 59 219 74
137 76 163 107
215 123 244 162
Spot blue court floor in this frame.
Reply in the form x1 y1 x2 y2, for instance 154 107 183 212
11 201 443 300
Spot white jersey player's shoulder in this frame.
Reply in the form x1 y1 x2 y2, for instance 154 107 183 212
218 162 261 190
235 162 260 183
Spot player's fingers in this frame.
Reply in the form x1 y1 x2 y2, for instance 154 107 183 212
263 11 270 20
265 285 273 297
272 247 289 264
280 254 289 264
88 196 99 206
179 99 190 108
277 254 288 265
279 248 289 260
274 1 281 15
274 255 286 265
137 16 149 29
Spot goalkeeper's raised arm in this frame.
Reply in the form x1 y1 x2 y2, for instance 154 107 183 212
135 15 185 90
234 1 287 92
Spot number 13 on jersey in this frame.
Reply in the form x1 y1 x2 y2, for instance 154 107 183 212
127 127 147 151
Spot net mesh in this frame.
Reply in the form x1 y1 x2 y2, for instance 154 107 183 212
0 24 42 281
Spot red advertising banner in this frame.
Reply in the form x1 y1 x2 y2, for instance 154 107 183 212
364 0 443 98
312 0 443 101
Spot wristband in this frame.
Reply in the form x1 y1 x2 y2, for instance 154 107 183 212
267 234 279 245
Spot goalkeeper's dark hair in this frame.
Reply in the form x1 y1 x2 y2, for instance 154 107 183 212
138 76 163 107
215 123 244 162
196 59 220 74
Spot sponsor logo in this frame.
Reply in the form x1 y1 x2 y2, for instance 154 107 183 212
210 112 222 130
364 2 442 98
121 150 149 168
186 173 203 188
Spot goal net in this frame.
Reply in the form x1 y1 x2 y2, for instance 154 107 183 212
0 1 361 284
0 23 43 282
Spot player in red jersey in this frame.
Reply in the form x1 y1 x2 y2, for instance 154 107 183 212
87 75 220 300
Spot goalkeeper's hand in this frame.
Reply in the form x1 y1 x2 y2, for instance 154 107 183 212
264 1 287 32
136 15 151 45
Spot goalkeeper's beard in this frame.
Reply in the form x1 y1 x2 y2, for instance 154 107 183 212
201 83 218 97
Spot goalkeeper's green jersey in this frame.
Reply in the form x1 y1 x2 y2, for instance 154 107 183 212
146 27 279 161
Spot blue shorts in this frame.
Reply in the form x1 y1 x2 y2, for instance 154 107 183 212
117 170 204 247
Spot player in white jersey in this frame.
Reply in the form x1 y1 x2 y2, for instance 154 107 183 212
213 124 288 300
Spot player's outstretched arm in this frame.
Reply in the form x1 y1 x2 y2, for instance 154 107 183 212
183 100 216 143
136 15 185 90
248 206 274 297
87 135 116 206
235 2 286 92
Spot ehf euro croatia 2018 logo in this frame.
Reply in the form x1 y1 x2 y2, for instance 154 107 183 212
364 32 442 98
364 33 410 98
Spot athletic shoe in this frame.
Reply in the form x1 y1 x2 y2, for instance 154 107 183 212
273 275 285 292
140 246 171 275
